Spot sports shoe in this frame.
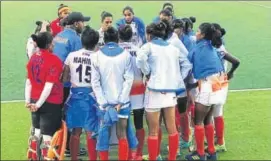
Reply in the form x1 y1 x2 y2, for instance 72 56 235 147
142 154 163 160
64 148 87 157
180 137 191 149
185 151 206 160
206 152 217 160
215 143 227 152
167 145 181 156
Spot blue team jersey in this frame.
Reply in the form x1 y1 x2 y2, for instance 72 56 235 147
53 28 82 87
188 39 224 80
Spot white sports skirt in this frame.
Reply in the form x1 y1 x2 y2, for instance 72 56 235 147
130 94 144 110
195 73 228 107
144 89 177 112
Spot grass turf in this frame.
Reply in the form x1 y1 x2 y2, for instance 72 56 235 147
1 1 271 101
1 90 271 160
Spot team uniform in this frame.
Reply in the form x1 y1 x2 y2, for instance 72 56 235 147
181 31 196 53
116 17 146 48
50 18 64 37
136 37 192 111
91 42 137 160
186 39 226 160
64 49 98 132
119 42 145 110
26 49 63 160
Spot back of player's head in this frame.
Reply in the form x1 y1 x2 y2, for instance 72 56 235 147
122 6 134 15
101 11 113 22
182 17 196 33
212 23 226 37
81 26 99 50
31 32 53 49
172 19 185 29
58 4 71 17
160 19 173 39
199 22 222 48
146 21 167 39
118 24 133 42
104 27 118 43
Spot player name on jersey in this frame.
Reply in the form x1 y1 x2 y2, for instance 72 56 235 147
73 57 91 65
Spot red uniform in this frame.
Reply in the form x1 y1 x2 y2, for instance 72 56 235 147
50 18 63 37
27 49 63 104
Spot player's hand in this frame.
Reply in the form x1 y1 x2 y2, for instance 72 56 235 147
29 104 40 112
25 102 31 108
114 104 121 112
227 72 234 80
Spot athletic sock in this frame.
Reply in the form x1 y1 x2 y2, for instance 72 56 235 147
86 132 97 160
214 116 224 145
136 128 145 157
148 136 158 160
118 138 129 160
195 125 205 156
205 124 216 154
168 133 179 160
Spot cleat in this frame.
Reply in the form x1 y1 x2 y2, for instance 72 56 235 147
185 151 206 160
215 143 227 152
167 145 181 156
180 137 191 149
142 154 163 160
206 152 217 160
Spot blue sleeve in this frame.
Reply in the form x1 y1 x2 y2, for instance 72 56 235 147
115 19 124 29
137 18 146 44
70 36 82 52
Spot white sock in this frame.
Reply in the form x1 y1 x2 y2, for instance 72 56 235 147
34 128 41 138
43 135 52 145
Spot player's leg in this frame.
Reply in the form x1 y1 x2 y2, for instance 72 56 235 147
145 108 160 161
185 103 210 160
39 102 62 160
132 108 145 160
213 104 227 152
27 111 42 160
204 106 217 160
70 128 82 160
177 97 191 149
163 107 179 160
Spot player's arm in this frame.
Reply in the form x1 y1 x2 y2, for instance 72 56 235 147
62 55 71 83
25 79 32 107
179 49 192 85
91 56 108 108
118 53 134 106
223 52 240 80
136 44 151 76
61 65 70 83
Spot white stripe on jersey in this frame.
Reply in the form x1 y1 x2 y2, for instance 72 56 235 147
64 49 95 87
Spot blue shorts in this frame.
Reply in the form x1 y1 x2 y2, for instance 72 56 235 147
65 87 98 132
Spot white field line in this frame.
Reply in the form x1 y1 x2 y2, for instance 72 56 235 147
238 1 271 9
1 88 271 103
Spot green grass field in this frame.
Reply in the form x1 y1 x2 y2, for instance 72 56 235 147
1 1 271 101
1 90 271 160
1 1 271 160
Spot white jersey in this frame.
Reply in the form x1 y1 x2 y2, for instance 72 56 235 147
98 28 105 47
217 44 228 71
118 42 143 85
130 22 143 48
167 33 188 57
136 38 192 92
64 49 95 87
26 37 38 59
91 42 134 107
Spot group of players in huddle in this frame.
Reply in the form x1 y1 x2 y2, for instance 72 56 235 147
25 2 240 161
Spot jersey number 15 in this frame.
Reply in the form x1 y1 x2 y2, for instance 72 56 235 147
76 64 91 83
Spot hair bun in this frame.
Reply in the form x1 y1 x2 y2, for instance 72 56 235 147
189 16 196 23
221 28 226 36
